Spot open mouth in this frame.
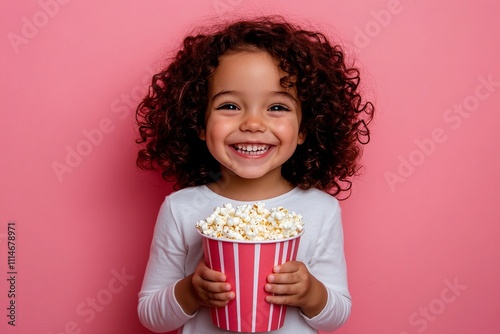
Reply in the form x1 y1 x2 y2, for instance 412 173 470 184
231 144 272 155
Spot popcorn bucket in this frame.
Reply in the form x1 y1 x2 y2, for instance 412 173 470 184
198 230 303 332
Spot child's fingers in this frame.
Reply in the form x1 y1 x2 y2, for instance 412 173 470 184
207 290 235 302
268 262 307 284
273 261 302 274
199 284 235 307
195 260 226 282
192 260 235 307
267 272 298 285
264 281 305 307
265 280 297 295
265 293 296 306
265 261 311 306
192 270 231 294
192 275 234 306
205 291 235 308
203 281 232 295
199 267 227 283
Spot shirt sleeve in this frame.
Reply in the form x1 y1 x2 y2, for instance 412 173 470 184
137 197 196 332
301 202 352 331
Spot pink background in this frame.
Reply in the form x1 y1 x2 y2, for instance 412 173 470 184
1 1 499 333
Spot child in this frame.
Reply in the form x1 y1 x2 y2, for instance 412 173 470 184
136 16 373 333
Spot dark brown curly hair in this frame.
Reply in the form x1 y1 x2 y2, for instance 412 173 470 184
136 16 374 197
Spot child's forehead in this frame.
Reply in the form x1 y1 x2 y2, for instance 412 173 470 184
212 50 287 79
210 51 286 84
207 50 297 100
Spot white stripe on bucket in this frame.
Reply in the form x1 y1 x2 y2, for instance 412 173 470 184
233 243 241 332
268 242 281 331
218 241 229 330
252 244 261 332
277 240 289 327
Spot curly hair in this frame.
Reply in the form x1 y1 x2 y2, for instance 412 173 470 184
136 15 374 197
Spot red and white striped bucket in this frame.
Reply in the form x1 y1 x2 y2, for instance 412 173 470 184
199 231 303 332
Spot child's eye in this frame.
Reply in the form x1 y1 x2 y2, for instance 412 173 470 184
268 104 290 112
216 103 239 110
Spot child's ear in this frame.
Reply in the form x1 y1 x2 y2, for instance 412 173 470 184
198 128 206 141
298 131 306 145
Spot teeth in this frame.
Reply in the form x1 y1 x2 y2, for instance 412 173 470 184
235 144 270 153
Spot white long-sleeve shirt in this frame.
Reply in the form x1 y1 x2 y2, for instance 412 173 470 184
138 186 351 333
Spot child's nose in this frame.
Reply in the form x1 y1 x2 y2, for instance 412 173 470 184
240 111 266 132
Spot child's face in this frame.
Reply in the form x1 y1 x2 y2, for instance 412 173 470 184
200 50 305 183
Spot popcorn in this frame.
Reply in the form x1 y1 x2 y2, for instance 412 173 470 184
196 202 304 241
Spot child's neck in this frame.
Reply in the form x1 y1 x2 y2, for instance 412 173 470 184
207 171 294 201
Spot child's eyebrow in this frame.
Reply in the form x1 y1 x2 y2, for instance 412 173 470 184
210 90 236 101
272 91 299 105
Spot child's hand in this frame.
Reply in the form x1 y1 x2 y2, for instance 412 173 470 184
265 261 327 318
191 260 235 308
